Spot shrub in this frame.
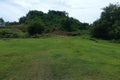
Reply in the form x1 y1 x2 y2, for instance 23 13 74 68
91 20 111 39
28 21 45 35
61 18 79 32
0 29 26 38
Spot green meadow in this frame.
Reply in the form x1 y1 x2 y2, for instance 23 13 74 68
0 36 120 80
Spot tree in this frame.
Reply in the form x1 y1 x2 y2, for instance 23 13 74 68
61 18 80 32
19 16 26 23
26 10 44 19
48 10 68 17
0 18 5 26
91 20 111 39
19 10 88 34
28 21 45 35
91 3 120 40
109 21 120 39
0 18 4 23
79 23 89 30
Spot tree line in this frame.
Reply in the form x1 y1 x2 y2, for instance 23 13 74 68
0 3 120 40
19 10 89 35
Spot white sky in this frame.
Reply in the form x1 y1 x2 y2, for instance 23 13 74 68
0 0 120 23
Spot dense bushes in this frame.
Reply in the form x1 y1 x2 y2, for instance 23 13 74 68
28 21 45 35
19 10 89 34
91 20 111 39
0 29 26 38
91 4 120 40
61 18 80 32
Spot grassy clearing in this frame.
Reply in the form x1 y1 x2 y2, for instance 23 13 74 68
0 36 120 80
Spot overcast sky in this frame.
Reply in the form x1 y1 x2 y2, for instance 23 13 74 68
0 0 119 23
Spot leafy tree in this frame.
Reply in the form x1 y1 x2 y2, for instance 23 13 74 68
109 21 120 39
19 16 26 24
28 21 45 35
61 18 80 32
19 10 89 35
0 18 4 23
48 10 68 17
0 18 5 26
79 23 89 30
91 3 120 39
91 20 111 39
26 10 44 19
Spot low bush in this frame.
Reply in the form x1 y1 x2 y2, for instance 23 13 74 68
0 29 26 38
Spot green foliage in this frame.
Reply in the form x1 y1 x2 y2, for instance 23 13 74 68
26 10 44 19
19 16 26 24
61 18 80 32
0 29 25 38
79 23 90 30
0 18 4 23
19 10 89 35
0 18 5 26
5 21 19 25
109 21 120 39
91 20 111 39
48 10 68 17
91 3 120 40
28 21 45 35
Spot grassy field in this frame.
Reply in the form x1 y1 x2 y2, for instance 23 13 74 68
0 36 120 80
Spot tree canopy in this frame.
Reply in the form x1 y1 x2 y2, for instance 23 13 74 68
0 18 4 23
0 18 5 26
19 10 89 35
91 3 120 40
